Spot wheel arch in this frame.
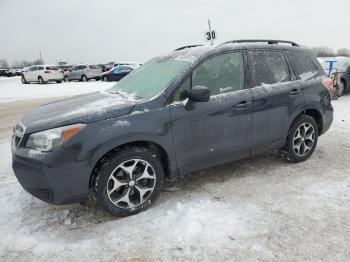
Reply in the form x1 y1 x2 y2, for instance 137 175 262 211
89 140 172 191
291 107 323 135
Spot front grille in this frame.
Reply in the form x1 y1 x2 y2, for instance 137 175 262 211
13 122 26 148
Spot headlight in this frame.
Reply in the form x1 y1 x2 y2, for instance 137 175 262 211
26 124 85 152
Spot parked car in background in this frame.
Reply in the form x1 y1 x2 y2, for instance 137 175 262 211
8 69 22 76
339 65 350 95
101 65 134 81
318 57 350 97
12 40 333 217
59 64 74 73
0 69 11 77
63 64 102 82
113 61 142 69
22 65 64 84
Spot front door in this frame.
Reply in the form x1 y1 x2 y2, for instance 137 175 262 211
169 51 253 173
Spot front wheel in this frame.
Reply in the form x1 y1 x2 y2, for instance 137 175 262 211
94 147 164 216
38 76 45 84
81 75 88 82
281 115 318 163
21 76 28 84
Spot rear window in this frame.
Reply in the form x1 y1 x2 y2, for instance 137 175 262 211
248 50 290 87
46 66 59 70
286 51 319 80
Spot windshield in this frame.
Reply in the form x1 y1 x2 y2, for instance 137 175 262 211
107 56 191 100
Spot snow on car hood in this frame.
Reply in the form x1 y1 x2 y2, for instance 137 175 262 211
20 91 135 133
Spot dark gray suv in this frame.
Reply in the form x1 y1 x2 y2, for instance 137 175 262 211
12 40 333 216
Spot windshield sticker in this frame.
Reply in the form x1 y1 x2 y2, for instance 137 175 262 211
174 55 197 62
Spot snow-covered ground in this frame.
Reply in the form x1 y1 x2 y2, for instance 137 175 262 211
0 77 113 103
0 80 350 261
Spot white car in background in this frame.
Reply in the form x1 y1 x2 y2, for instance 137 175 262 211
63 64 102 82
22 65 64 84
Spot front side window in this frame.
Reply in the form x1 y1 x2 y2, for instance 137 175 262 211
286 51 319 80
192 52 245 96
173 52 245 101
249 50 290 87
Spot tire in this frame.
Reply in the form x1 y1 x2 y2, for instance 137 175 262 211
281 115 318 163
21 77 28 84
337 80 346 97
56 80 62 83
81 75 88 82
38 76 45 84
94 146 164 217
103 76 108 82
64 76 69 82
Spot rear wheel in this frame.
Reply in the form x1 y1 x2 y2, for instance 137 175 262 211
56 80 62 83
336 80 346 97
280 115 318 163
94 147 164 217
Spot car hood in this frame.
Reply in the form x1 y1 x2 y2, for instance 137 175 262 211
20 91 136 134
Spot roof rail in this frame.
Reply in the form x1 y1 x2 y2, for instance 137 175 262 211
174 45 203 51
217 39 299 47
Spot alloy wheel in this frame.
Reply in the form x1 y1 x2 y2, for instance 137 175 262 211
336 82 345 97
106 159 156 209
292 123 315 157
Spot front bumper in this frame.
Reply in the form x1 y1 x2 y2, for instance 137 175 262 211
12 138 91 204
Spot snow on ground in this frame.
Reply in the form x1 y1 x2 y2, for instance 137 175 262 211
0 77 114 103
0 89 350 260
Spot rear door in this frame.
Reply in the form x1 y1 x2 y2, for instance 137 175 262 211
248 50 305 155
285 50 324 108
169 51 253 172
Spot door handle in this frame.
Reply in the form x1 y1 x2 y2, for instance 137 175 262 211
289 89 301 95
235 101 251 110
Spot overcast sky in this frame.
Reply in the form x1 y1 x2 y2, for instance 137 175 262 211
0 0 349 65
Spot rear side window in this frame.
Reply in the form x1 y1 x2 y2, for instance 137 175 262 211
286 51 319 80
89 65 98 69
248 50 290 87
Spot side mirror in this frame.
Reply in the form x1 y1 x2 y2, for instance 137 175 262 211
183 86 210 111
188 85 210 102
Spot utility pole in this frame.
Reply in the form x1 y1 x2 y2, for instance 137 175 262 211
39 50 43 62
208 19 213 45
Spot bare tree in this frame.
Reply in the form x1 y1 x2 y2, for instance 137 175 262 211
312 46 336 57
337 48 350 57
0 59 9 69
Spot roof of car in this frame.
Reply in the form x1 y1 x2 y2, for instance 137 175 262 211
171 40 311 64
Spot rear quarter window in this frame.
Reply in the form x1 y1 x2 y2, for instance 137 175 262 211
286 51 319 80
